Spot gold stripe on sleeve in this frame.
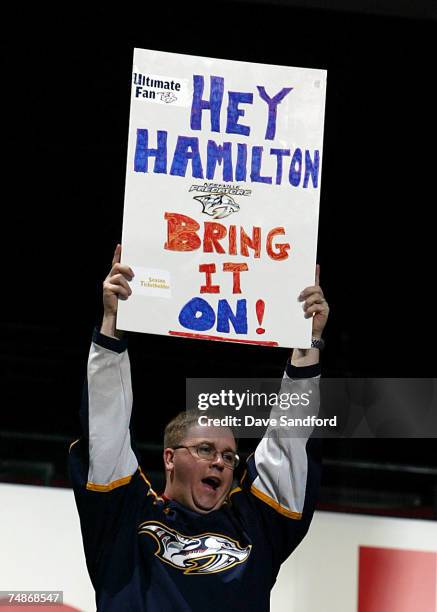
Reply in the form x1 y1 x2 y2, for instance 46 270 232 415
86 474 133 492
250 484 302 519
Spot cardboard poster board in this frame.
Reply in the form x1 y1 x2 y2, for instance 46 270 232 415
117 48 327 348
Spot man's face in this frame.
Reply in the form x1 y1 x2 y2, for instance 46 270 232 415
163 424 237 514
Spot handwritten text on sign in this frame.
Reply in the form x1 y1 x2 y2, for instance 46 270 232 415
134 75 320 189
118 48 326 347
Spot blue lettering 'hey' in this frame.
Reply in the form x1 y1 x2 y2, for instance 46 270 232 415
226 91 253 136
190 76 224 133
256 86 293 140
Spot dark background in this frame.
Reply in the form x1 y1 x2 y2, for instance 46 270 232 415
2 1 436 517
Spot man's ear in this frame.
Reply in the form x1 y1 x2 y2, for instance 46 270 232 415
163 448 175 472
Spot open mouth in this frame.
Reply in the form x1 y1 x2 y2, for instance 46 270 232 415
201 477 221 491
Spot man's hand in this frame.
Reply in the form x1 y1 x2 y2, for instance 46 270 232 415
101 244 134 338
298 264 329 339
291 264 329 366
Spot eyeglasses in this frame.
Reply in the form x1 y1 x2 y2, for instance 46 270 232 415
172 443 240 469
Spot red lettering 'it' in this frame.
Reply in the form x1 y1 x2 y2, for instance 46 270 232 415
199 263 220 293
223 263 249 293
164 212 201 252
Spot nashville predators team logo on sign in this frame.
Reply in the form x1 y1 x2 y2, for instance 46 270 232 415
138 521 251 575
193 193 240 219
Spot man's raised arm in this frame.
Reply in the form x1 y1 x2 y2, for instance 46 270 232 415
233 265 329 568
69 243 139 491
100 243 133 340
69 245 156 587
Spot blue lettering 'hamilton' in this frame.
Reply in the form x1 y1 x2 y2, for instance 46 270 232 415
288 148 320 188
134 131 319 187
303 149 320 188
270 148 290 184
250 147 271 184
134 129 167 173
170 136 203 178
206 141 233 181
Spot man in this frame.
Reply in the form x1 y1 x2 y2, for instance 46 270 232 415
69 244 329 611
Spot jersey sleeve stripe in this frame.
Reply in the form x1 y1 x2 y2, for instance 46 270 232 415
86 473 134 492
85 466 163 498
228 485 242 497
138 467 163 501
250 484 303 519
69 438 80 452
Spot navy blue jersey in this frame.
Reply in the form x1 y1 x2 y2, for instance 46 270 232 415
69 328 321 611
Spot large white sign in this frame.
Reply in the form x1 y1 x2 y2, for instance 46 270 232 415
117 48 327 348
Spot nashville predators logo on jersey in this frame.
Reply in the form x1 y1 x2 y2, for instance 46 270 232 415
138 521 251 575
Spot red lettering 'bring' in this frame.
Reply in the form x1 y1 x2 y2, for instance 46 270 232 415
164 213 290 261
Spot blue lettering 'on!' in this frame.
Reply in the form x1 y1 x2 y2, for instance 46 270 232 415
190 75 224 132
226 91 253 136
250 147 272 184
303 150 320 188
256 86 293 140
206 141 233 181
236 144 247 181
179 297 215 331
134 129 168 173
289 148 302 186
217 299 247 334
170 136 203 178
270 148 290 185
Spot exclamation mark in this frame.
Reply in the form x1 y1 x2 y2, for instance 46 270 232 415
256 300 265 334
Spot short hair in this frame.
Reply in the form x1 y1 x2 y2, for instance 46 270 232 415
163 410 238 449
163 411 200 449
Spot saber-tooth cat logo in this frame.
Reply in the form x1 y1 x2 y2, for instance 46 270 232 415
139 521 251 575
194 194 240 219
189 182 251 219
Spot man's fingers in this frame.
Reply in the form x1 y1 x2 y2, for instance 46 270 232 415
104 282 131 299
315 264 320 286
109 244 135 282
111 243 122 267
108 273 132 294
302 293 326 309
299 285 324 300
298 264 322 300
304 303 327 318
109 262 134 280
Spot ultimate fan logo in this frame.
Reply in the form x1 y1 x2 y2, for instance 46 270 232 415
139 521 252 575
133 72 181 103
